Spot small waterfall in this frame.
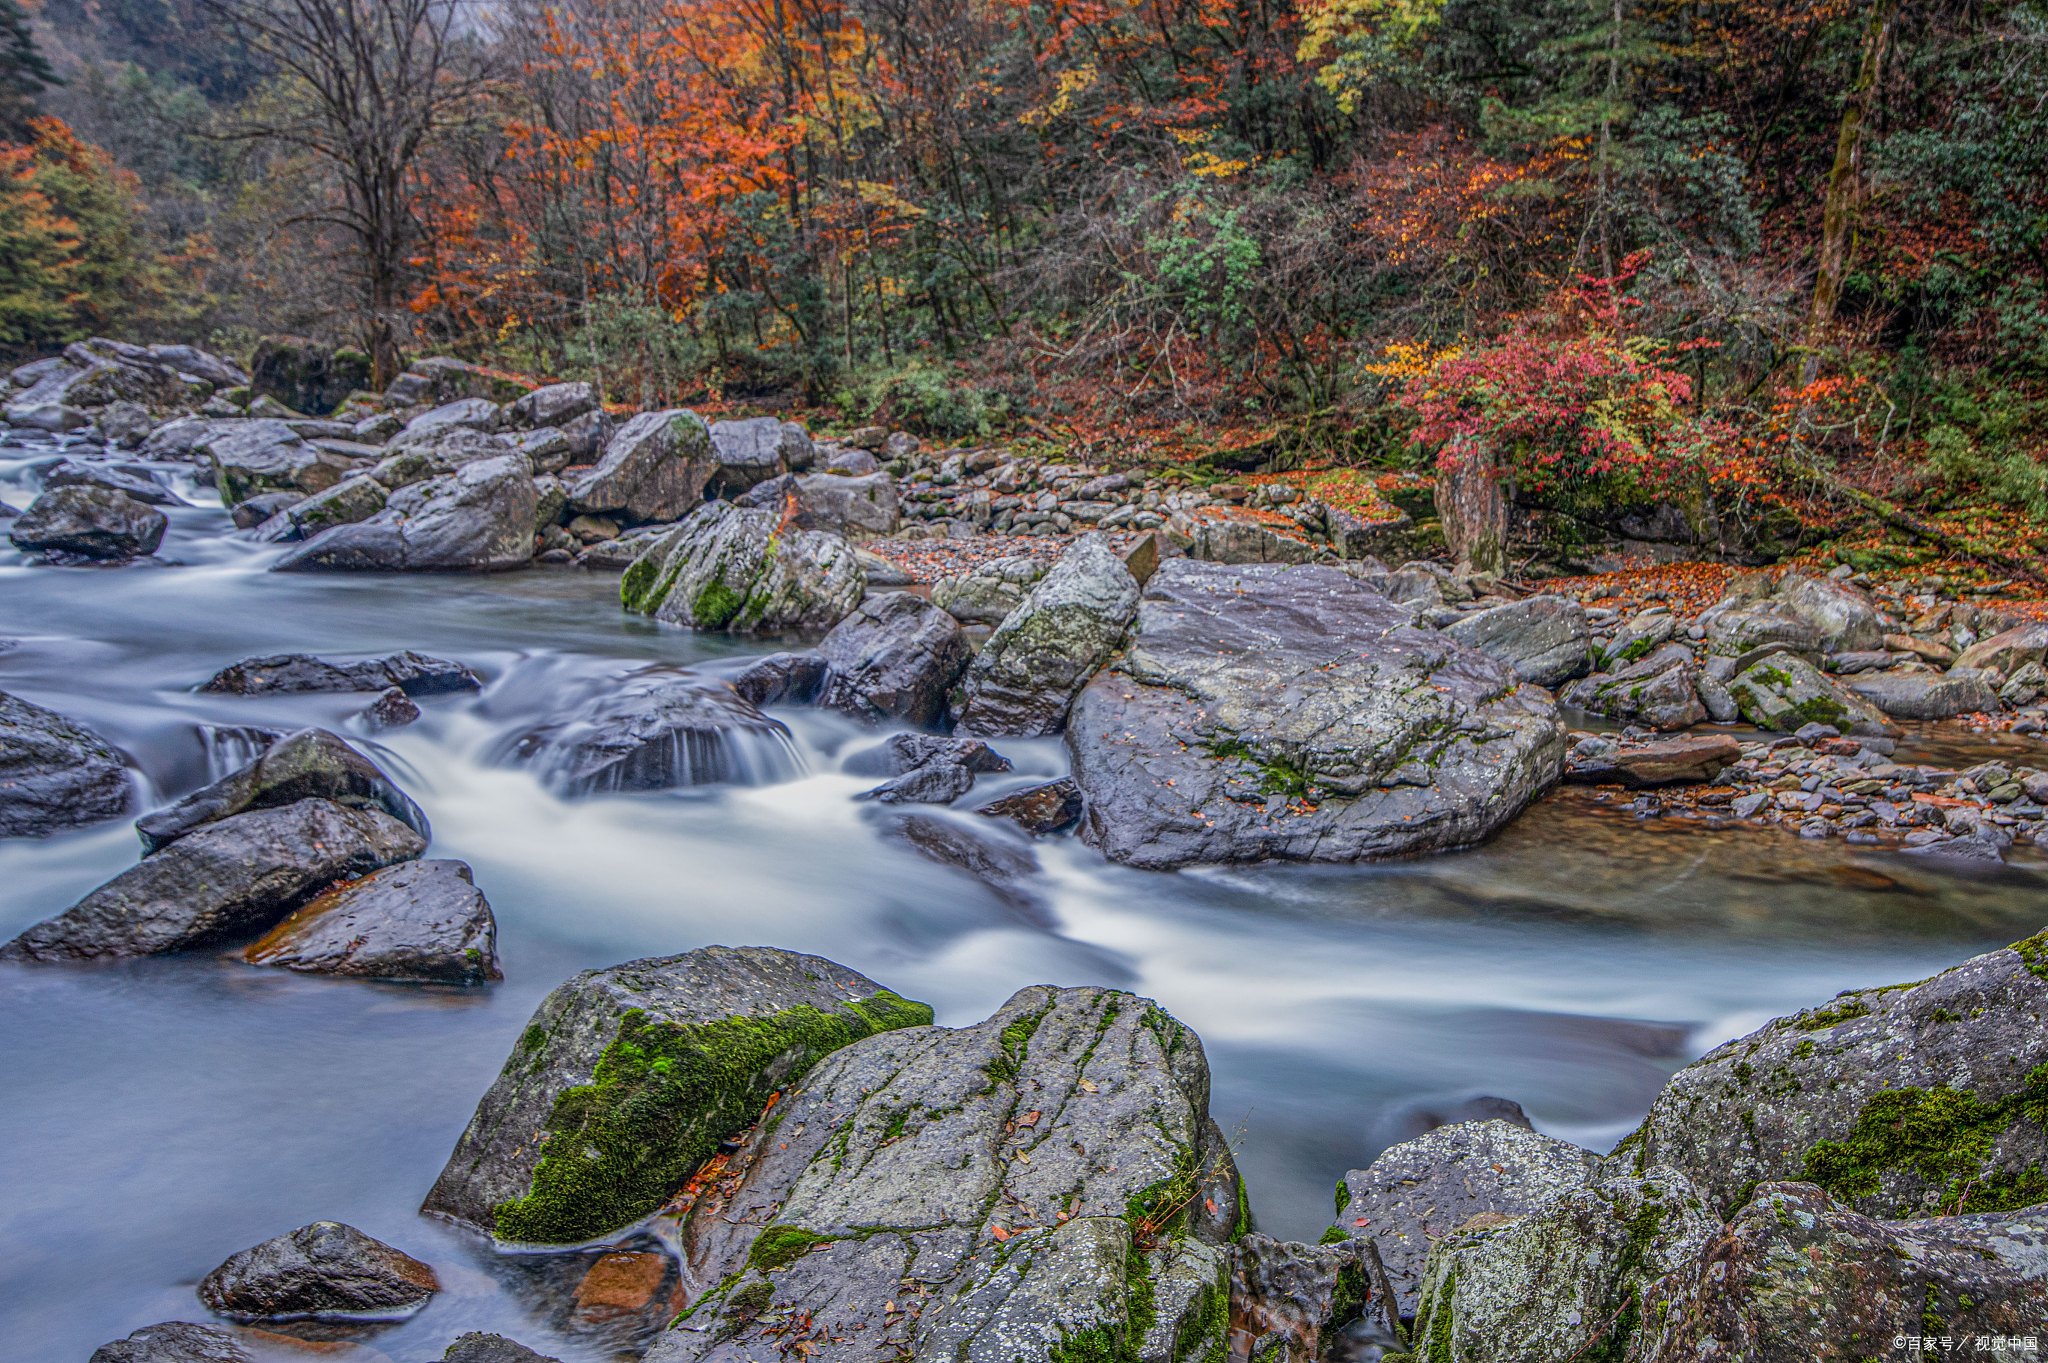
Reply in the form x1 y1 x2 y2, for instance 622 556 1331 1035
200 725 285 780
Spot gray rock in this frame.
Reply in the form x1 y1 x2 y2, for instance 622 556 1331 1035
230 491 302 530
640 985 1240 1363
1444 595 1593 688
1772 571 1884 653
818 592 971 727
244 858 499 983
0 690 132 837
559 408 614 463
734 469 898 539
730 651 832 707
844 734 1012 778
364 686 420 729
1562 733 1742 788
506 426 573 474
88 1322 250 1363
199 1220 439 1321
568 408 714 524
953 537 1140 737
199 419 353 505
274 452 537 572
1726 651 1895 736
708 416 793 494
1068 561 1563 869
862 760 975 804
443 1335 562 1363
1337 1120 1600 1313
259 475 386 542
7 352 196 423
1843 667 2003 719
374 428 516 484
201 649 481 697
881 811 1045 919
503 672 801 796
932 555 1051 625
1560 644 1708 732
2001 660 2047 706
825 444 881 474
399 397 501 440
507 381 598 430
1957 623 2048 678
620 500 865 633
0 799 426 961
1624 930 2048 1221
147 343 246 391
94 400 157 447
420 945 933 1243
388 355 522 405
8 485 167 558
1699 598 1823 658
138 727 428 852
1172 510 1315 565
39 457 183 505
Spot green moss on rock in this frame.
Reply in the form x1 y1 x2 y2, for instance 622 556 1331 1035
1802 1064 2048 1215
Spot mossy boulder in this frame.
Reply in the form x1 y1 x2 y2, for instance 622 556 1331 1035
1559 643 1707 732
1624 930 2048 1221
953 535 1141 737
620 500 865 634
639 985 1243 1363
1725 650 1896 737
420 946 935 1245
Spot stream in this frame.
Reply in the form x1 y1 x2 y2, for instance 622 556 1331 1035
4 434 2046 1361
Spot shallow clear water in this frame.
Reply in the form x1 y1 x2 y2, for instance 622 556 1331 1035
4 438 2046 1361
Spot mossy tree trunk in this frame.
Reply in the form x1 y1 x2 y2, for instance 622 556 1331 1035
1436 453 1509 578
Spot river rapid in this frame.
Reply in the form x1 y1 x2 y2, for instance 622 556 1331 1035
4 434 2045 1361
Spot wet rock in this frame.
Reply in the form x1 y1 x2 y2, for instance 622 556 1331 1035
953 537 1140 737
930 554 1049 626
730 651 831 707
861 760 975 805
1563 733 1742 789
507 381 598 430
138 727 429 852
1843 667 2003 719
88 1322 251 1363
231 491 302 529
1068 560 1563 869
275 452 537 573
1229 1234 1385 1363
640 985 1241 1363
199 1220 440 1321
1626 930 2048 1220
245 858 499 983
0 690 132 837
845 734 1012 778
1406 1167 1715 1363
568 409 714 524
1632 1181 2048 1362
1560 644 1707 732
0 799 426 961
8 485 167 558
883 811 1045 919
1443 595 1594 688
364 686 421 729
202 650 482 697
250 336 372 416
817 592 971 727
39 457 183 505
1336 1119 1600 1313
201 419 354 505
443 1335 562 1363
977 778 1085 836
1726 651 1895 737
421 945 933 1244
505 673 802 796
1957 623 2048 678
620 500 865 633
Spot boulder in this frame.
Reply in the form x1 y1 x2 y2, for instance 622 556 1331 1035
845 734 1012 778
7 351 197 423
88 1323 250 1363
0 690 132 837
244 858 499 983
201 649 481 697
639 985 1242 1363
39 457 183 506
1335 1119 1600 1312
931 555 1050 625
502 672 802 796
730 651 832 708
560 408 614 463
825 445 880 475
1560 644 1708 732
1406 1167 1716 1363
1772 571 1884 653
1699 598 1823 658
388 355 530 406
443 1336 562 1363
199 1220 439 1321
506 426 573 475
861 760 974 805
1444 595 1594 688
619 500 865 633
375 428 516 484
1726 651 1896 736
258 475 386 542
230 492 301 529
200 419 355 505
137 727 429 853
1623 929 2048 1221
1067 561 1563 869
1701 571 1881 657
250 337 372 416
398 397 500 440
1562 733 1743 789
977 778 1085 836
94 399 157 447
953 537 1140 737
1957 623 2048 678
420 945 934 1243
507 381 597 430
568 408 714 524
742 470 899 539
274 452 537 572
8 485 167 558
817 592 971 727
0 799 425 961
1631 1182 2048 1363
147 343 247 391
707 416 795 494
1842 667 2003 720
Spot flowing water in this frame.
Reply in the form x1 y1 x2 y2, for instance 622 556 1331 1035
4 436 2046 1361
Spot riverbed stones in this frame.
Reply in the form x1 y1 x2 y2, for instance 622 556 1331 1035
8 485 167 558
88 1322 250 1363
244 858 499 983
1624 930 2048 1221
506 673 801 795
1067 560 1564 869
137 727 429 852
1443 595 1594 688
1726 651 1895 736
568 408 714 524
421 945 934 1244
640 984 1241 1363
201 649 482 697
1559 644 1707 731
198 1220 440 1321
0 799 426 961
1336 1119 1602 1313
620 500 865 633
817 591 970 727
0 690 132 837
952 536 1140 737
274 452 538 573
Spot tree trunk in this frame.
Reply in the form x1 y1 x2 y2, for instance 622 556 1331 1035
1435 455 1509 578
1803 0 1899 380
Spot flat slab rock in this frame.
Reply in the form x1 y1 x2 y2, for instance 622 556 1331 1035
1562 732 1742 789
201 649 481 696
422 945 934 1245
1066 560 1564 868
199 1220 439 1321
643 984 1243 1363
0 689 132 838
245 858 500 984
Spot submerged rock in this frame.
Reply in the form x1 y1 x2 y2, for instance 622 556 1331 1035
244 859 500 984
421 945 933 1244
1067 561 1563 869
0 690 132 838
201 649 482 697
977 778 1085 836
0 799 425 961
952 536 1141 737
88 1322 250 1363
137 727 429 852
1443 595 1593 688
640 985 1242 1363
817 592 970 727
504 673 802 795
274 452 537 573
620 500 865 633
8 484 167 559
198 1220 439 1321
